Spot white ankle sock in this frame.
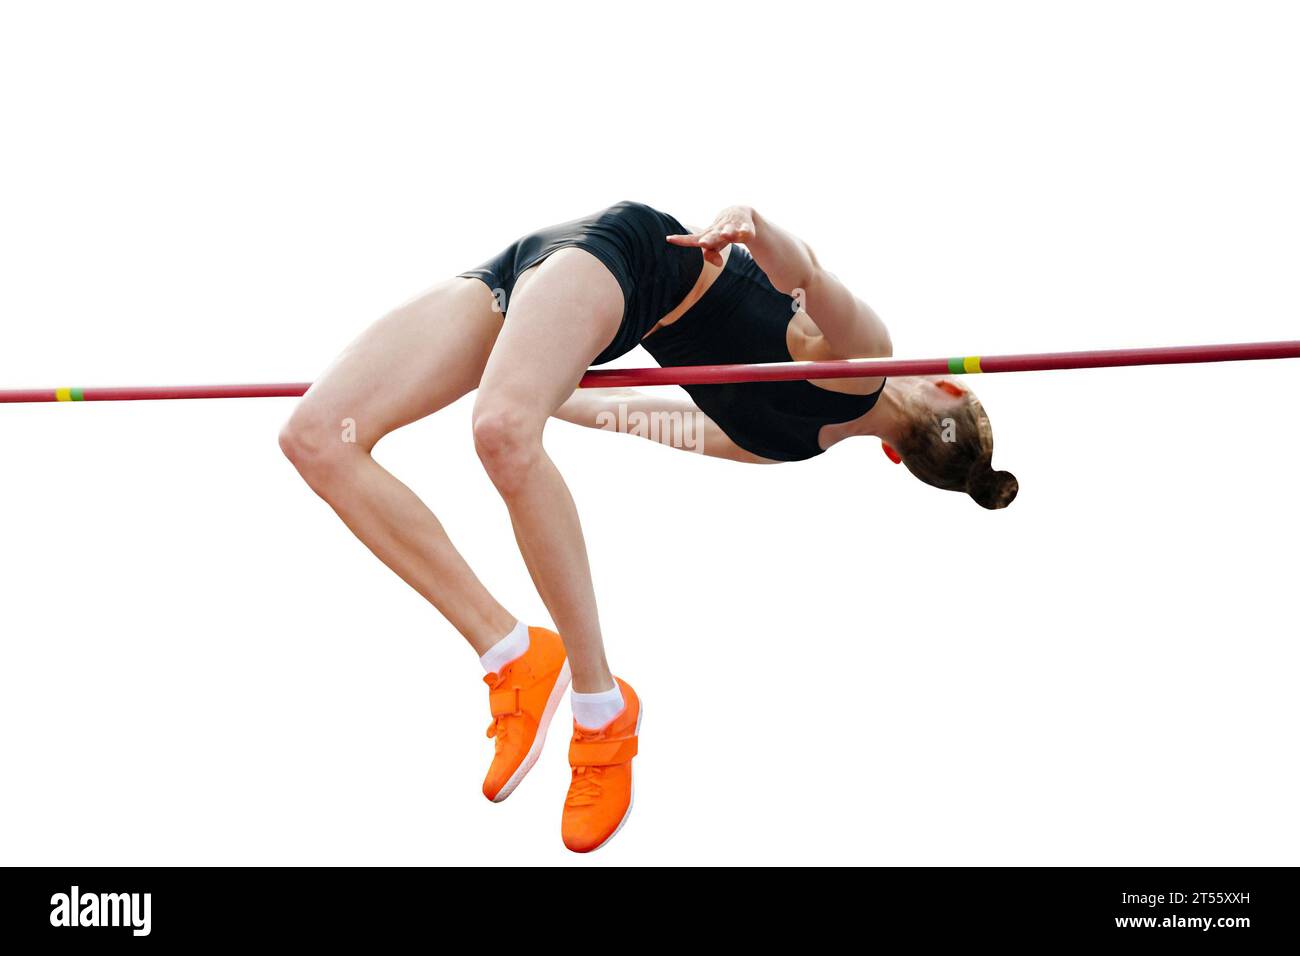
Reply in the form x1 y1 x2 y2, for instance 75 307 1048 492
479 621 529 674
571 684 625 730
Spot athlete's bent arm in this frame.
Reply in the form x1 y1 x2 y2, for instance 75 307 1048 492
669 205 892 358
552 388 773 463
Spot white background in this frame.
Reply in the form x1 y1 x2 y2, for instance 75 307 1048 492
1 1 1296 866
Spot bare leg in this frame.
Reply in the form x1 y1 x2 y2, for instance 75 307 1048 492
471 248 624 692
279 277 515 654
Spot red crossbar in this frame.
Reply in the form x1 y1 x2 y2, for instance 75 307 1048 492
1 341 1297 403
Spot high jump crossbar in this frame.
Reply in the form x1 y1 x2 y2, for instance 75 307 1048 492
0 341 1297 404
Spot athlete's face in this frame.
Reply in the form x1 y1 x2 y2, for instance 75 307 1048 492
880 377 988 467
912 376 971 412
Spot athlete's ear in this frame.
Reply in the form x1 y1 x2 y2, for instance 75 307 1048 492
935 380 965 398
881 442 902 464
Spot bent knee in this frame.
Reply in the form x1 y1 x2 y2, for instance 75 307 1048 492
472 404 542 489
279 407 363 482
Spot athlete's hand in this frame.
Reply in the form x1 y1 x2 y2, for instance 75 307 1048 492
666 205 756 267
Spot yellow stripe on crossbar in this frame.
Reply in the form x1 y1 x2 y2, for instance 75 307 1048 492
55 388 73 402
962 356 983 374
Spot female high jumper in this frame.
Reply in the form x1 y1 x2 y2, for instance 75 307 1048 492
278 201 1016 852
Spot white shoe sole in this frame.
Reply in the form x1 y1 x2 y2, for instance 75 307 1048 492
491 658 572 803
585 696 642 853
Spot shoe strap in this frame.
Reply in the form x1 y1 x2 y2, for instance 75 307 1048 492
569 733 638 768
489 686 522 717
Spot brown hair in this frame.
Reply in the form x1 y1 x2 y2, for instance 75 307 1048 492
894 389 1018 509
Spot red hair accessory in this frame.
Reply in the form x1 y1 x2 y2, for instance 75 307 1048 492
881 442 902 464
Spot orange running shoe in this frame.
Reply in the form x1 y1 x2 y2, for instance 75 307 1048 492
561 677 641 853
482 626 571 803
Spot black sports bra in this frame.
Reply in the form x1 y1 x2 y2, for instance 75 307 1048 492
641 246 884 462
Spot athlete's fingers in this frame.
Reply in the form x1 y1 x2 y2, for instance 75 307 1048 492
668 227 730 264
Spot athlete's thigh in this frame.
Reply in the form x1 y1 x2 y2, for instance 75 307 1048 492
296 277 502 449
477 248 624 420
